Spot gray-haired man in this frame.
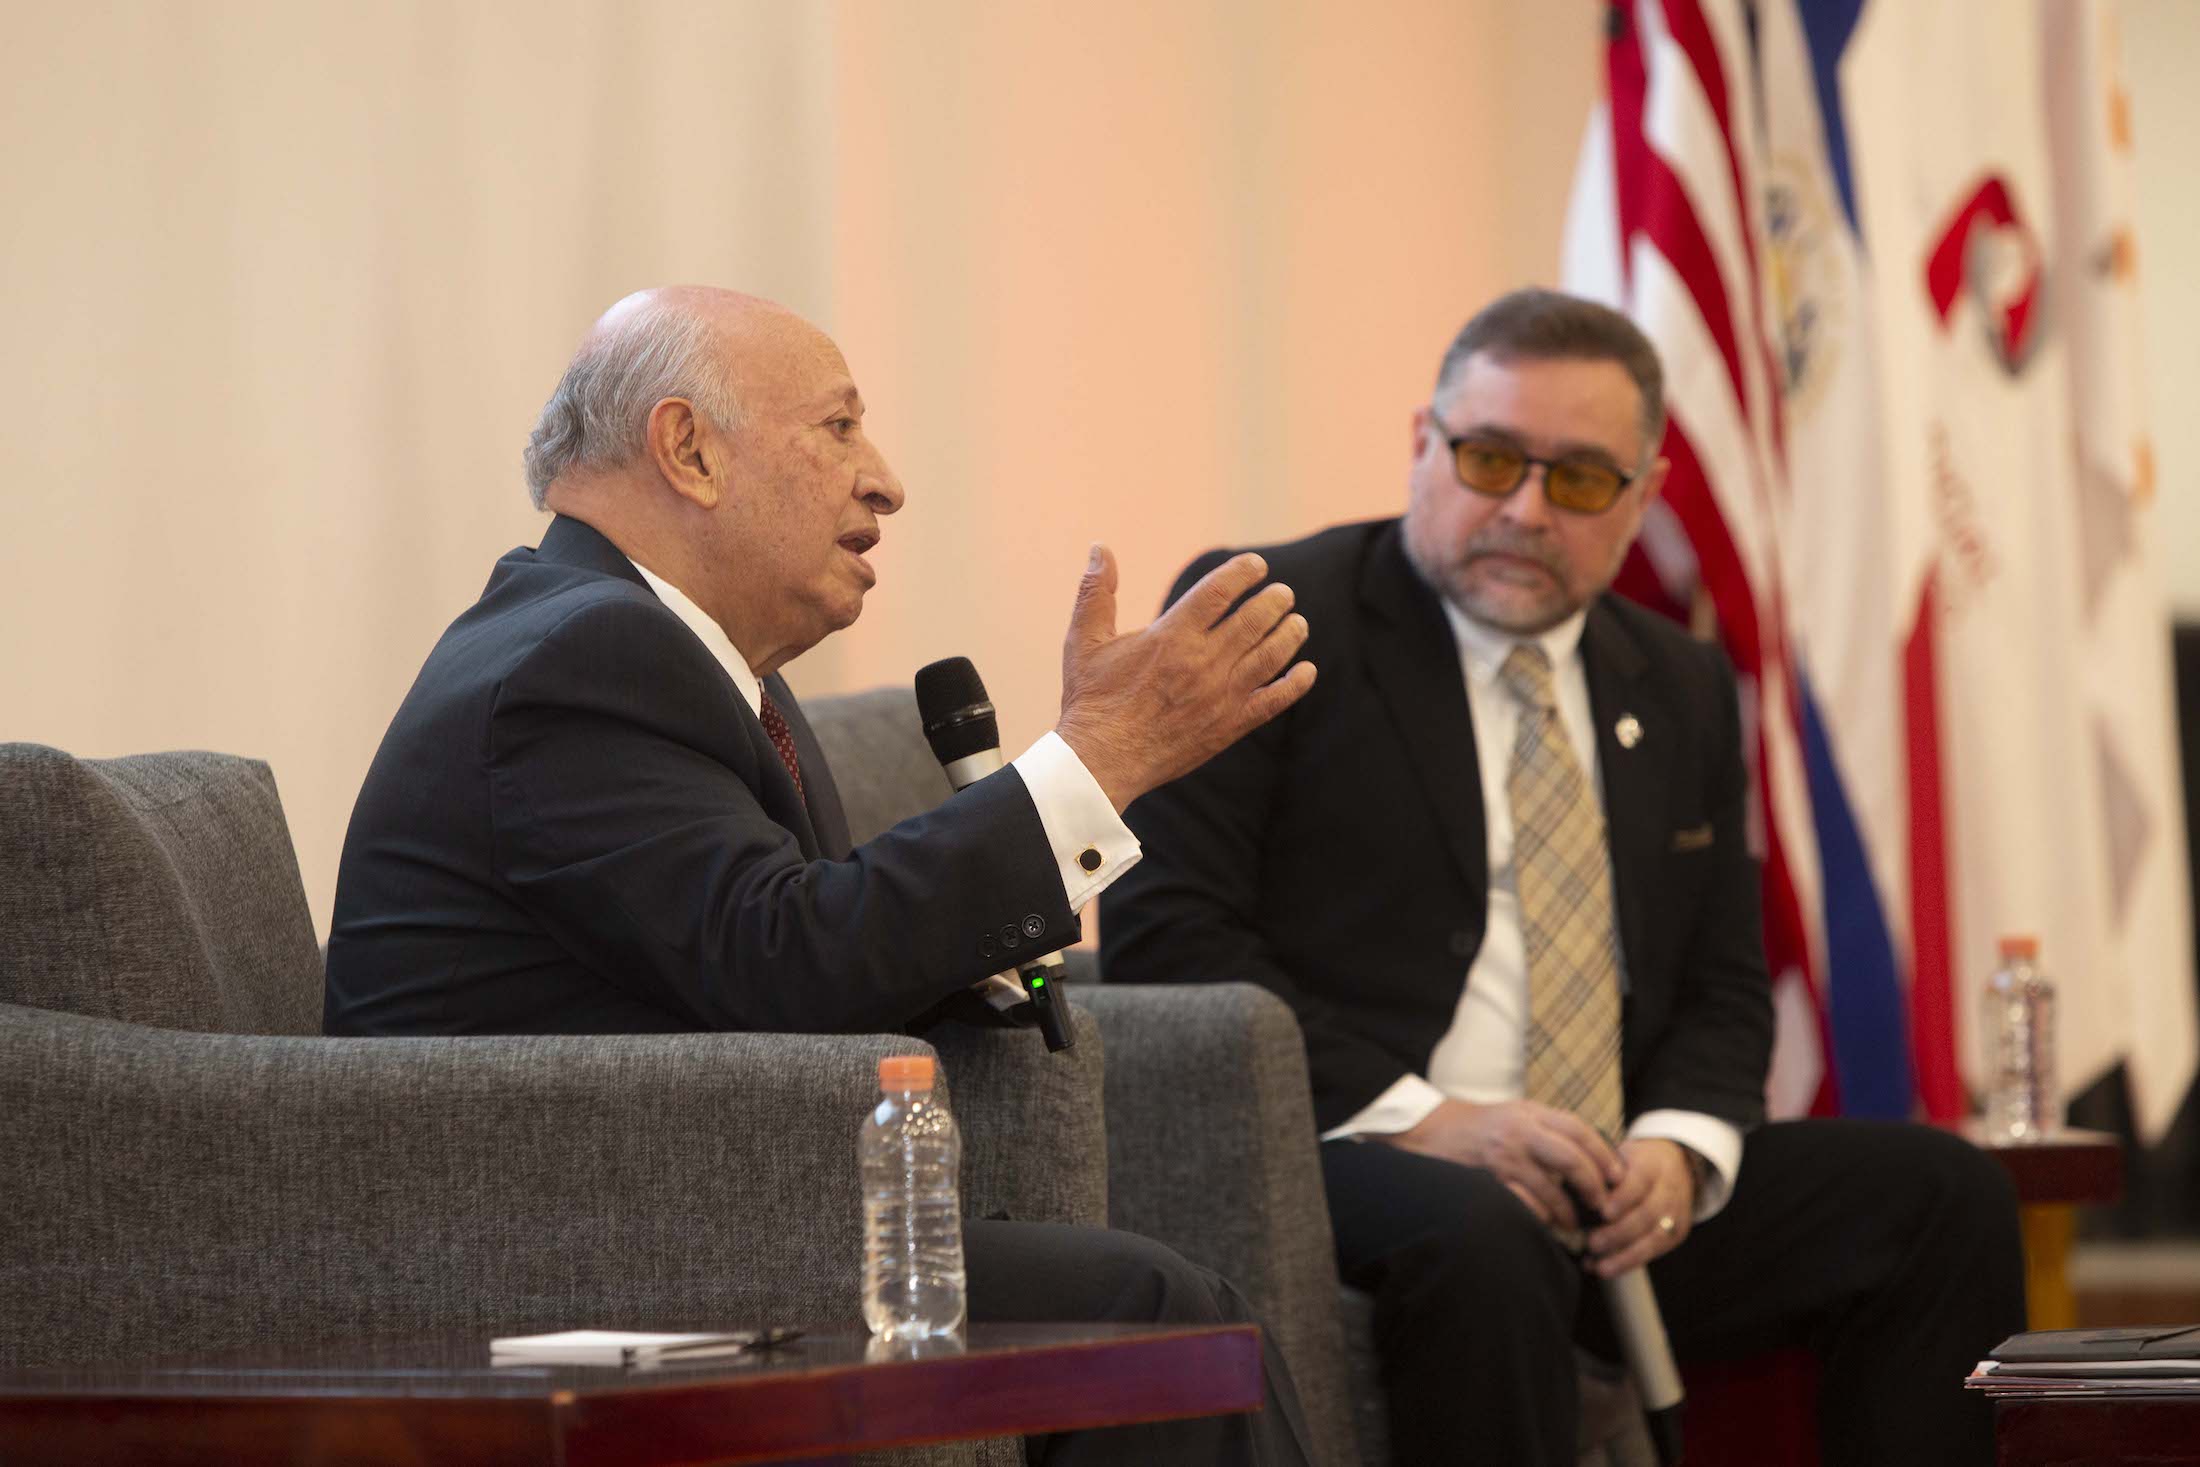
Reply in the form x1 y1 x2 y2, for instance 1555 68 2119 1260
328 285 1317 1467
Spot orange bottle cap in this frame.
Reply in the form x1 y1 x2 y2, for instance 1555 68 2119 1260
879 1054 936 1090
1998 935 2040 961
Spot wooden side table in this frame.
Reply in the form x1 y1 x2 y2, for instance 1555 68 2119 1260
1993 1391 2200 1466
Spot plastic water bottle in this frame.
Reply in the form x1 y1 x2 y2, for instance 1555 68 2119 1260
860 1054 967 1340
1981 935 2057 1143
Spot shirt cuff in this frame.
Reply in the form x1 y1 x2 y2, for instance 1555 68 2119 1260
1626 1109 1742 1221
1011 730 1142 912
1320 1073 1448 1142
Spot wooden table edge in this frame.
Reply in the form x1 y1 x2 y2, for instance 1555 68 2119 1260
556 1321 1265 1465
0 1323 1267 1467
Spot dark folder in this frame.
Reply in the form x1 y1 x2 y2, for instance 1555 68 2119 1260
1990 1326 2200 1372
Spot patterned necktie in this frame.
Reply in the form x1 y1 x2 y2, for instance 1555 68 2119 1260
757 692 806 804
1500 643 1624 1142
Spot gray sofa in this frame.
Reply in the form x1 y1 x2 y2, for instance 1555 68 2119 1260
3 691 1647 1467
0 741 1102 1466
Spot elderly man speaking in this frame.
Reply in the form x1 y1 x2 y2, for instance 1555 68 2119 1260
324 286 1316 1467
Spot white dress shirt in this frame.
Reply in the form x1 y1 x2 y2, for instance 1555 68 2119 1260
1324 599 1742 1220
630 562 1141 917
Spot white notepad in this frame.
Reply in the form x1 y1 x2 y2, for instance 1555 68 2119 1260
489 1329 784 1366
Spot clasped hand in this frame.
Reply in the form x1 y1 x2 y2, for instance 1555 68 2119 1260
1055 545 1317 811
1386 1099 1697 1277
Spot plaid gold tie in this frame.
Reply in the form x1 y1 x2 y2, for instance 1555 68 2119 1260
1501 643 1624 1142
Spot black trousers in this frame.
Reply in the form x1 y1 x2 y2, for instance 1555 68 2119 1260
964 1219 1316 1467
1323 1119 2026 1467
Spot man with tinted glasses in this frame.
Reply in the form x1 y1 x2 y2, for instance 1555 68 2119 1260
1103 289 2025 1465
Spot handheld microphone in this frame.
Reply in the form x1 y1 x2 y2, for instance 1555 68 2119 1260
914 656 1074 1052
1602 1268 1683 1465
1566 1175 1684 1464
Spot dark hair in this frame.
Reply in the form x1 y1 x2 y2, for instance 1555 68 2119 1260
1434 288 1666 451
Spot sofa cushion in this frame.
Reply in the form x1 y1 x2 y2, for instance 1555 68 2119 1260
803 687 957 845
0 745 322 1036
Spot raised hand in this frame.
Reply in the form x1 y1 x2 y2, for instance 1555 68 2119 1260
1054 544 1316 812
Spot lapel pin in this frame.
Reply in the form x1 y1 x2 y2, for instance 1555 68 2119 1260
1615 714 1643 749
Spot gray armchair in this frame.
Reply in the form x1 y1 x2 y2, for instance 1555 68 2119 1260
0 742 1105 1467
806 687 1652 1467
804 691 1362 1467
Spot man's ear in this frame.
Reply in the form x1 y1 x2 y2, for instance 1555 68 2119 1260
646 397 723 510
1639 456 1670 505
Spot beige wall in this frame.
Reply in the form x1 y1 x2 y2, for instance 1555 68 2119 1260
1 1 1599 935
823 1 1599 736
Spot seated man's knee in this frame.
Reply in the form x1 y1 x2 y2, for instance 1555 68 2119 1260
1846 1122 2025 1296
1087 1229 1236 1324
964 1219 1232 1327
1892 1125 2022 1232
978 1221 1234 1326
1387 1169 1577 1319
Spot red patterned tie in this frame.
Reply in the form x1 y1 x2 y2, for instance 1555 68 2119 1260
757 692 806 803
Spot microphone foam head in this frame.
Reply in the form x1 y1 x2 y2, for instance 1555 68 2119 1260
914 656 999 764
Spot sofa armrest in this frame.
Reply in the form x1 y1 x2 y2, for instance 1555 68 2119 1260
925 1001 1107 1231
1071 983 1358 1467
0 1003 1072 1369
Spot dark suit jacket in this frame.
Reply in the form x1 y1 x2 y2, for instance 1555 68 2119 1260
1100 518 1773 1135
325 515 1075 1037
